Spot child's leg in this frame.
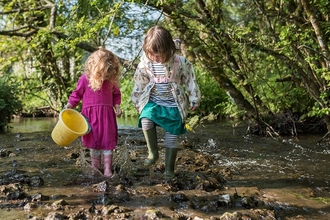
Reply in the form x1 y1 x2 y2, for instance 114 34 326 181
90 149 101 170
103 150 113 177
141 118 158 165
164 132 178 178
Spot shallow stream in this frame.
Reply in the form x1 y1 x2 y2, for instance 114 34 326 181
0 117 329 219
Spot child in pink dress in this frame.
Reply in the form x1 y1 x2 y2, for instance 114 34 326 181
65 48 122 178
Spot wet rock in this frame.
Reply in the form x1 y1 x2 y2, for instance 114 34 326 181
173 213 191 219
32 192 49 201
30 176 44 187
44 212 66 220
200 200 219 213
101 204 119 215
145 209 164 219
114 184 130 202
251 209 276 220
195 175 225 191
67 152 79 160
217 194 232 207
96 193 114 205
115 212 131 219
191 195 219 212
219 211 242 220
6 190 28 200
24 202 37 211
98 205 131 219
193 217 205 220
9 152 17 157
0 149 12 157
50 194 67 200
27 215 44 220
18 199 29 207
67 210 87 219
160 179 180 192
177 200 194 209
92 181 109 192
0 183 30 201
169 193 189 202
0 183 22 194
175 172 225 191
240 196 258 209
88 204 96 213
119 176 134 187
241 214 253 220
0 169 32 185
11 160 19 168
218 167 232 179
52 199 68 210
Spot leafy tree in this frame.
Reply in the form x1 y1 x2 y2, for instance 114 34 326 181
134 0 330 135
0 0 156 113
0 73 22 131
1 0 330 136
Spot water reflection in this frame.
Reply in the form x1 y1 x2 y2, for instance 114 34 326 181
8 117 138 133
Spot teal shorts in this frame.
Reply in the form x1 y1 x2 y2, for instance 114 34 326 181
138 101 186 135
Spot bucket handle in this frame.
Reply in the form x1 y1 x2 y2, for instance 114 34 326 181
62 108 92 134
82 115 92 134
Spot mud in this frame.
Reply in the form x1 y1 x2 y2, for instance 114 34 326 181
0 121 329 219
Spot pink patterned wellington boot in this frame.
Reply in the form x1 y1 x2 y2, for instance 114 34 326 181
103 153 113 178
91 155 101 170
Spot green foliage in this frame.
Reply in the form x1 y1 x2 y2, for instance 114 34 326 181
15 73 51 115
0 0 158 113
0 74 22 131
1 0 330 134
165 0 330 126
119 72 139 118
194 65 231 118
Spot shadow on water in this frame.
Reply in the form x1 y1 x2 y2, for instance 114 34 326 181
0 118 329 219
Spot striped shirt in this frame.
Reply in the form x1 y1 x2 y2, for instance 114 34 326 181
150 62 177 107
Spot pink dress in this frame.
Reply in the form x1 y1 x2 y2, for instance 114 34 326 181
68 74 121 150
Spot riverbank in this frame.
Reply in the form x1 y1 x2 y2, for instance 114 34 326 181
0 121 329 219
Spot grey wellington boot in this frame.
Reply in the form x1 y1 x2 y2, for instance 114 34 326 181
143 127 159 165
164 147 178 178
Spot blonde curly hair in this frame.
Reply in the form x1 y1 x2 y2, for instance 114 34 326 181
85 48 121 91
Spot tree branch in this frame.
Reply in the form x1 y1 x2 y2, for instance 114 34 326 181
0 27 37 37
301 0 330 69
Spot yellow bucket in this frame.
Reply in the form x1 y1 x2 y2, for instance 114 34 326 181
51 109 89 146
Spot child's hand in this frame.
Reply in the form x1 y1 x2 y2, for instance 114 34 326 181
114 105 122 117
190 106 198 111
65 103 73 109
115 109 122 117
190 102 198 111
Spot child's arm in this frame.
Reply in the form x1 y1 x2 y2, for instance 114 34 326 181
182 58 201 109
114 104 122 117
65 103 73 109
113 84 122 117
67 75 86 108
131 64 150 111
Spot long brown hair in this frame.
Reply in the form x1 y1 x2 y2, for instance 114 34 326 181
85 48 121 91
143 26 176 63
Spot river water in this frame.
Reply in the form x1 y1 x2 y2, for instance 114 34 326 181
7 117 138 133
1 117 330 219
